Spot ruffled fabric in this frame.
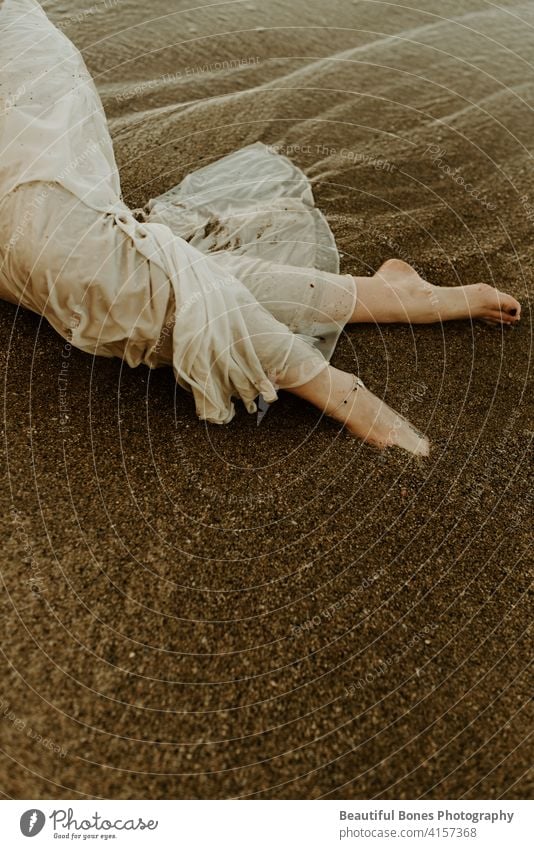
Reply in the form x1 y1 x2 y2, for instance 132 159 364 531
145 142 356 364
0 0 354 424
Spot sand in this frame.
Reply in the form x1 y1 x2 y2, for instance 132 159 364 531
0 0 532 799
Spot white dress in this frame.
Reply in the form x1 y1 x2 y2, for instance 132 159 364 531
0 0 356 424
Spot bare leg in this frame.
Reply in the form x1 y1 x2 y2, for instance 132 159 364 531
248 255 521 455
279 364 430 456
350 259 521 326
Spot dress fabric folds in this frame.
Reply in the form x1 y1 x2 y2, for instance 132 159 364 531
0 0 356 423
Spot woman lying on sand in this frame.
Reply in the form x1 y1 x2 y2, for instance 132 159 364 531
0 0 521 456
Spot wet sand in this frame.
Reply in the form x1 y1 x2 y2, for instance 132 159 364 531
0 0 532 799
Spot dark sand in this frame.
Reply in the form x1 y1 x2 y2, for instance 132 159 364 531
0 0 532 799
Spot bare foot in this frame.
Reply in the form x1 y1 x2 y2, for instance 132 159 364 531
327 376 430 457
352 259 521 326
287 365 430 457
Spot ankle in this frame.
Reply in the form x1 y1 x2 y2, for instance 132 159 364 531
326 375 364 421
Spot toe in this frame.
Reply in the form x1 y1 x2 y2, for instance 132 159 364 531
413 435 430 457
496 291 521 318
481 310 518 326
476 285 521 322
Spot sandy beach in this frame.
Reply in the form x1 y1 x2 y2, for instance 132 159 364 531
0 0 532 799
